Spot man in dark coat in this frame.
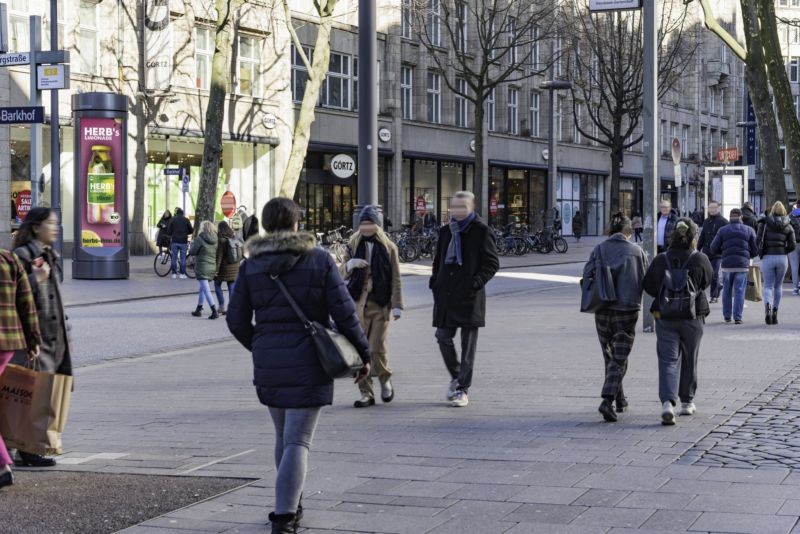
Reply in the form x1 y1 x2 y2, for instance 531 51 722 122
741 202 759 231
430 191 499 408
166 207 193 278
696 201 728 303
710 208 759 324
656 200 678 253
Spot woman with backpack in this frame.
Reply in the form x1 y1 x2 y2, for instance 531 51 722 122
756 201 796 325
214 221 242 316
582 213 647 422
643 219 713 425
188 221 219 319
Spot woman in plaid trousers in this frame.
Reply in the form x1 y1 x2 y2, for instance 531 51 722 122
582 213 647 422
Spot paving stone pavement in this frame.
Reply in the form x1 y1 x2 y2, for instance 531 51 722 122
51 269 800 533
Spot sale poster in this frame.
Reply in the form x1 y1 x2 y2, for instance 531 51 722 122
79 117 124 248
11 181 31 222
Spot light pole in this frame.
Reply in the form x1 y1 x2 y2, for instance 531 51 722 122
641 0 658 333
356 0 378 227
540 80 572 229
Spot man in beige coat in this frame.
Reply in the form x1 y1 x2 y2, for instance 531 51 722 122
340 206 403 407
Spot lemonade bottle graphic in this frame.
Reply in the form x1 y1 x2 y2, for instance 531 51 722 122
87 145 115 224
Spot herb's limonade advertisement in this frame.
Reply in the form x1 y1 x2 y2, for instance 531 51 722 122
80 117 123 248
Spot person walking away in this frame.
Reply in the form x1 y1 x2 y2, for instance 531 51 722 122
573 211 584 243
242 208 260 241
430 191 499 408
583 214 646 422
156 209 172 254
644 219 713 425
632 212 643 243
167 207 193 278
788 200 800 295
756 201 796 325
657 201 678 253
339 205 403 408
226 197 371 534
696 201 728 303
188 221 219 319
710 208 759 324
423 210 438 232
10 207 71 467
214 221 242 316
0 250 41 488
741 202 759 231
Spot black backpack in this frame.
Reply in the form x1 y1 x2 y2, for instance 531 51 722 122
657 251 698 321
226 237 244 263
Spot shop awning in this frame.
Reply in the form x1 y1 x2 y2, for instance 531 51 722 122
403 151 475 163
150 126 280 146
557 166 610 176
310 141 394 157
488 159 548 170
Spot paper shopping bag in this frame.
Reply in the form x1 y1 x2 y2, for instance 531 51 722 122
0 363 73 455
746 265 763 303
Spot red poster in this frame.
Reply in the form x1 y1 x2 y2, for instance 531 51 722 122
489 198 498 216
416 196 426 214
79 117 124 248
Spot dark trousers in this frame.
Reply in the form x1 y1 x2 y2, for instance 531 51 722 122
709 257 722 299
655 318 704 404
595 310 639 401
634 228 642 242
436 327 479 393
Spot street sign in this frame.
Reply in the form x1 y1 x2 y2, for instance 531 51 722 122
589 0 642 11
0 52 30 66
0 106 44 124
163 167 183 176
37 64 69 90
220 191 237 218
717 146 740 163
181 173 189 193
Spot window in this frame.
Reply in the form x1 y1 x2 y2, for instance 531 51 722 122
670 122 677 146
793 0 800 7
590 52 599 86
8 0 28 54
556 95 563 141
507 87 518 134
427 0 441 47
529 91 540 137
574 102 582 144
790 57 800 83
779 0 788 6
402 0 413 39
554 33 563 78
44 0 66 50
591 106 599 146
291 45 313 103
455 78 469 127
531 26 540 70
709 87 717 114
681 125 689 158
792 27 800 44
796 95 800 118
78 0 98 74
351 58 380 112
660 120 667 154
721 42 728 64
401 66 413 120
507 17 517 65
237 36 262 97
781 146 788 170
487 88 495 132
195 27 213 90
719 87 725 113
320 52 351 109
426 71 441 123
456 2 468 53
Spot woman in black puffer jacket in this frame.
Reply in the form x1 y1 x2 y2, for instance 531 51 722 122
226 198 371 534
757 201 796 325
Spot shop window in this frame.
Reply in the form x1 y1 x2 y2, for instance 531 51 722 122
195 26 213 90
441 162 463 220
402 66 413 120
507 170 528 224
237 35 263 97
427 71 441 123
78 0 98 74
455 78 469 128
320 52 351 109
489 167 506 227
414 159 438 223
291 45 313 103
487 88 495 132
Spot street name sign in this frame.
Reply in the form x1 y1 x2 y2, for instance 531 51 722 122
589 0 642 11
0 52 30 67
0 106 44 124
163 167 184 176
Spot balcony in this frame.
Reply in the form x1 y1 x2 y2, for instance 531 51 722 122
706 60 731 83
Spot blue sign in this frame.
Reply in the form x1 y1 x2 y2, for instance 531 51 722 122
0 106 44 124
163 167 184 176
746 96 756 165
181 173 190 193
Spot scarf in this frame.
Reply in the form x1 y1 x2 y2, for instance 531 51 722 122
445 212 477 265
347 235 392 307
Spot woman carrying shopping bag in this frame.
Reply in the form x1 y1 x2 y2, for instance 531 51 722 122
339 205 403 408
0 249 41 488
756 201 796 324
227 197 371 534
188 221 219 319
10 207 69 467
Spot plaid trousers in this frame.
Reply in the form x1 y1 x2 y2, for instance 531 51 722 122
595 309 639 400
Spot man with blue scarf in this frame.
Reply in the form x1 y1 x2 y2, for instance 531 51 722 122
430 191 499 407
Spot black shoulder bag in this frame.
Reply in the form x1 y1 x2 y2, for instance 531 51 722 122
580 243 617 313
270 274 364 379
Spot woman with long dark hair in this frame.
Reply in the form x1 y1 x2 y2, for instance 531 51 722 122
214 220 241 315
10 207 71 467
156 209 172 254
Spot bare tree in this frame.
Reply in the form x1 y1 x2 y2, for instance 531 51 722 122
565 0 696 214
279 0 340 198
413 0 558 212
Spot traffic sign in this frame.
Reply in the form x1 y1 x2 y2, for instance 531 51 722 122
181 173 190 193
717 147 740 163
0 52 30 67
0 106 44 124
220 191 237 218
163 167 183 176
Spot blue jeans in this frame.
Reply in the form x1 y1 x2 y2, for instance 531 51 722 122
170 242 188 275
214 280 234 309
269 407 321 515
762 255 788 310
709 257 722 299
722 271 747 321
788 249 800 291
197 279 215 307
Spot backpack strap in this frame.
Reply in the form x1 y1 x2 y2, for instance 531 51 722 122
680 251 697 270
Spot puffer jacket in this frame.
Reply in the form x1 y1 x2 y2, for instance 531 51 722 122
226 232 371 409
215 236 240 282
696 214 728 259
709 220 759 270
757 215 796 258
188 231 218 280
741 206 758 231
582 234 647 311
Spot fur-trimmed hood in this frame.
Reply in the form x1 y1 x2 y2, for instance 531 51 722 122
245 231 318 276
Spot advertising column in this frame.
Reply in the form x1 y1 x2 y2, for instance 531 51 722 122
72 93 129 279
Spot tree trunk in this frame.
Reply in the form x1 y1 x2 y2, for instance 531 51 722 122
130 101 151 254
472 94 486 217
610 148 622 215
758 0 800 197
195 0 240 229
279 1 338 198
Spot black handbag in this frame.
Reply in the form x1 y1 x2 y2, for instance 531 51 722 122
580 243 617 313
270 274 364 379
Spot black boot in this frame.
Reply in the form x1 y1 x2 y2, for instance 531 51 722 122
269 512 297 534
0 469 13 488
208 306 219 320
191 306 203 317
765 304 773 325
615 391 629 413
598 399 618 422
295 495 304 524
17 451 56 467
772 308 779 325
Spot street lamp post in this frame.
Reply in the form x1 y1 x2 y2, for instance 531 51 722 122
540 80 572 229
356 0 378 227
641 0 658 332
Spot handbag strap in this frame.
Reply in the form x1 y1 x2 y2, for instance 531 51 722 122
270 274 316 332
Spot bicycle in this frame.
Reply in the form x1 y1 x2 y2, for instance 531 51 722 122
154 246 197 278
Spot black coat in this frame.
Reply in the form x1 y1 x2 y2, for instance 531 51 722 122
757 216 797 258
696 214 728 259
156 215 172 247
226 232 371 409
643 248 714 318
430 217 499 328
741 207 758 231
167 214 193 244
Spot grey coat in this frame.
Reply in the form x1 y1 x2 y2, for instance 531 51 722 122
583 234 648 312
11 240 71 375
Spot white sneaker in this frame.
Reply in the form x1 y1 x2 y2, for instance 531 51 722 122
446 379 459 401
679 402 696 416
450 390 469 407
179 274 187 279
171 274 177 279
661 401 675 425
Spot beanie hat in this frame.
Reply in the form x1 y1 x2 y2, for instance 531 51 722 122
359 205 381 225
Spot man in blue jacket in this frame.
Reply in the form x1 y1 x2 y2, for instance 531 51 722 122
710 208 759 324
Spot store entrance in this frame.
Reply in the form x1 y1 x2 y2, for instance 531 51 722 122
299 181 356 234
